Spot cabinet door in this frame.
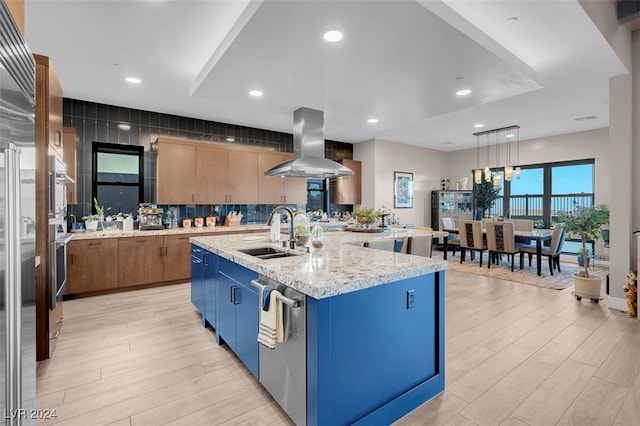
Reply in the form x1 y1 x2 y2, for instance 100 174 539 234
63 127 77 204
203 253 218 328
195 146 229 204
190 248 204 315
118 236 164 287
217 271 237 349
334 159 361 204
67 239 119 293
163 235 192 282
157 142 195 204
235 282 259 378
258 151 286 204
48 62 63 157
228 150 258 204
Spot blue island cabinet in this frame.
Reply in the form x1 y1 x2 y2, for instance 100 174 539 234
306 271 445 425
216 256 259 378
190 244 205 326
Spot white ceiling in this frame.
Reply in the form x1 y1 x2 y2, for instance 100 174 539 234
24 0 628 152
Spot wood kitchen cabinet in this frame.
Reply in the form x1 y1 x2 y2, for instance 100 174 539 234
228 150 258 204
63 127 78 204
258 151 307 204
157 141 196 204
118 236 165 287
67 239 119 294
334 159 362 205
163 234 193 282
194 145 229 204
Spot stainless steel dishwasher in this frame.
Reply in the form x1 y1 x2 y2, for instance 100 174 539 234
252 275 306 426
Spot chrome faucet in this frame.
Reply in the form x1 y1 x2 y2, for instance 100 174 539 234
267 206 295 249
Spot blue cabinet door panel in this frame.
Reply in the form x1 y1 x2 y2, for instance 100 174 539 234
203 253 217 329
217 272 237 349
235 284 259 378
307 272 444 425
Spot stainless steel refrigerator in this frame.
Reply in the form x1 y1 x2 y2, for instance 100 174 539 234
1 1 37 424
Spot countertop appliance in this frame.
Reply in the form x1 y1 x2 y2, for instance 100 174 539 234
48 155 67 220
0 1 37 421
253 276 306 426
138 207 164 230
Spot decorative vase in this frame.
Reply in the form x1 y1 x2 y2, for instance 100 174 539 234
573 274 603 302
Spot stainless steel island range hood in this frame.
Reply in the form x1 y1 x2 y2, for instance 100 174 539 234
264 107 354 178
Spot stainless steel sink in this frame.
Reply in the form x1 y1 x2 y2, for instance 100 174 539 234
237 247 300 260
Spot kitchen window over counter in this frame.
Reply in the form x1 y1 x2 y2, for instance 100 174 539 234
91 142 144 217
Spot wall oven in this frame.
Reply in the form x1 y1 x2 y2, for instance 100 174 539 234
49 155 67 219
49 223 71 309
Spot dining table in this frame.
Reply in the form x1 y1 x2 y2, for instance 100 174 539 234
443 227 554 276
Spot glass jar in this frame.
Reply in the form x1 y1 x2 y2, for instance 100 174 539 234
293 212 310 247
311 224 324 248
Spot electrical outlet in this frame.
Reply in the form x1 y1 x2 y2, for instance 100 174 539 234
406 290 415 309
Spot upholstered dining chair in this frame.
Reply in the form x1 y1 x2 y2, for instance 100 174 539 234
440 217 459 256
364 239 396 252
485 221 523 272
520 223 566 275
512 219 534 245
458 220 487 266
405 235 433 258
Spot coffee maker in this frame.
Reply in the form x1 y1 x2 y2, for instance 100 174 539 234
138 203 164 230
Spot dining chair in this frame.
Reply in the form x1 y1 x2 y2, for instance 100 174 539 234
520 223 565 275
405 235 433 257
485 221 523 271
440 217 459 256
512 219 534 245
364 239 396 252
458 220 487 266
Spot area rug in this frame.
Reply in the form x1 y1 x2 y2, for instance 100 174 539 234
441 253 608 290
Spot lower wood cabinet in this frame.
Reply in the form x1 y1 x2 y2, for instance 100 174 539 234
67 239 119 293
118 236 165 287
164 234 193 282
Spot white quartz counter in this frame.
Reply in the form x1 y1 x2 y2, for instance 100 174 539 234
191 229 448 299
69 224 270 240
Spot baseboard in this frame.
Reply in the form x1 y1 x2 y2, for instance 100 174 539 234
607 295 628 312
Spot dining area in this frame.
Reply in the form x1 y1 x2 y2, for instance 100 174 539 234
440 218 565 277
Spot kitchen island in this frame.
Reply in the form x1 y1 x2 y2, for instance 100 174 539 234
191 229 447 425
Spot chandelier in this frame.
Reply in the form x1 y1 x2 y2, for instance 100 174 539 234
473 125 520 188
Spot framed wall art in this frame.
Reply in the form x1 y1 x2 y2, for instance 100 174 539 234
394 171 413 208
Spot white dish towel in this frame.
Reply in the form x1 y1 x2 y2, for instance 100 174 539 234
257 288 284 349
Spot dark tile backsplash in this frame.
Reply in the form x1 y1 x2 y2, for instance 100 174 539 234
64 98 353 223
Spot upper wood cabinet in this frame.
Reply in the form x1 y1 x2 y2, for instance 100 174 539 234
334 159 362 205
6 0 24 36
258 152 307 204
156 138 263 205
157 140 196 204
63 127 78 204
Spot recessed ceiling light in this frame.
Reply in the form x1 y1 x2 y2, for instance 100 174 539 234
225 137 235 142
367 118 378 124
323 30 343 42
507 17 518 22
474 123 484 128
118 123 131 131
125 76 141 84
439 142 453 145
249 90 263 97
506 134 515 138
456 89 471 96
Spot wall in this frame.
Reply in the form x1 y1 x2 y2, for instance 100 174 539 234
354 139 450 227
63 98 353 223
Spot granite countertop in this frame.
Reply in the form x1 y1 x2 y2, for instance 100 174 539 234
69 224 270 240
191 229 448 299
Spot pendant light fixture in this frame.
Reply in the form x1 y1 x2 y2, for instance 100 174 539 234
472 125 520 187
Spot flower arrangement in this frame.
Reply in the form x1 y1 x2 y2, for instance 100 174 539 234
624 271 637 318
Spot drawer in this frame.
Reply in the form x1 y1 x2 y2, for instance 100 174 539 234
119 236 162 249
68 238 118 252
219 257 257 288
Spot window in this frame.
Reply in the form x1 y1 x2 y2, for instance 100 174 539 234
92 142 144 217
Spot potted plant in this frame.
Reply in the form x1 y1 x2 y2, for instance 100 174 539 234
353 207 381 225
82 198 105 231
558 204 610 302
474 179 500 219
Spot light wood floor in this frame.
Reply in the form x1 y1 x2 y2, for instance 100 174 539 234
36 262 640 425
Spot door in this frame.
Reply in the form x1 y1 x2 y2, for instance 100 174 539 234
228 150 257 204
217 272 237 349
163 235 191 282
234 283 259 377
195 146 228 203
118 236 164 287
157 142 195 204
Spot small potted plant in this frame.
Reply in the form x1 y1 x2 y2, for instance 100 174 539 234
353 207 382 226
82 197 105 231
558 204 610 302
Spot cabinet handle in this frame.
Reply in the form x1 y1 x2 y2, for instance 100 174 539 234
230 286 235 303
55 129 62 147
70 253 74 265
165 247 168 256
136 239 147 243
233 286 239 305
88 242 101 246
192 194 195 202
283 195 287 203
159 246 163 257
